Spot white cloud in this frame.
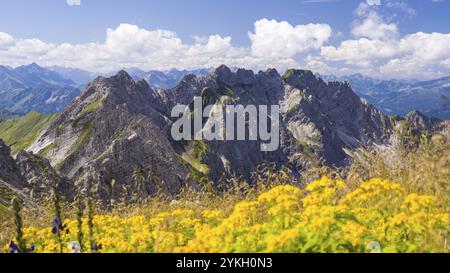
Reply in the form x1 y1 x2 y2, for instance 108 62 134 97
248 19 332 58
352 11 398 40
0 20 334 73
378 32 450 78
320 30 450 79
0 22 319 72
0 14 449 80
0 32 55 67
321 38 398 64
399 32 450 62
66 0 81 6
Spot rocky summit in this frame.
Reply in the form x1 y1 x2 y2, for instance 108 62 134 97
1 65 443 203
27 71 190 201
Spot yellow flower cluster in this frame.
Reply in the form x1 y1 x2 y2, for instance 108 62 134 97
5 177 450 253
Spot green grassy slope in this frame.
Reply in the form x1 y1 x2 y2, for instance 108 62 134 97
0 112 55 155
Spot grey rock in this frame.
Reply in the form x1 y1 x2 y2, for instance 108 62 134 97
21 65 444 202
404 110 444 131
282 70 393 165
0 140 28 205
15 150 75 200
28 71 192 201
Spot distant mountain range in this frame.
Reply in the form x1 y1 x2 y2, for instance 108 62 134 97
47 66 98 86
0 108 19 120
125 68 211 89
320 74 450 119
48 65 450 119
0 63 211 116
47 66 211 89
0 63 81 114
1 63 450 119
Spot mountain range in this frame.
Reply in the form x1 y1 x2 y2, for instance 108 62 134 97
47 66 450 120
121 68 211 89
1 65 446 204
0 63 81 115
320 74 450 119
0 108 19 120
47 66 211 89
2 63 449 119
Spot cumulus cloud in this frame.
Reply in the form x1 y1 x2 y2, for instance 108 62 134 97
0 12 449 80
0 32 55 67
321 28 450 78
66 0 81 6
352 11 398 40
0 20 334 73
313 0 450 78
249 19 332 58
321 38 398 64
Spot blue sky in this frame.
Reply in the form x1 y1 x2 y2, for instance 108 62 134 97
0 0 449 79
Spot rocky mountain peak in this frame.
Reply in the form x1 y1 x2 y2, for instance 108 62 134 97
27 70 192 201
112 70 136 85
19 65 439 202
405 110 443 131
283 69 320 88
280 68 393 165
213 64 233 78
78 70 168 117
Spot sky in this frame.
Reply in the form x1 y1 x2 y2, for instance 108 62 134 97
0 0 449 79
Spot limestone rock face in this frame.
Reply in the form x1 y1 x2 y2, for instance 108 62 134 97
15 150 75 200
281 70 393 165
404 110 444 131
1 139 75 205
0 140 28 204
22 66 445 202
28 71 191 201
3 65 447 203
160 66 393 182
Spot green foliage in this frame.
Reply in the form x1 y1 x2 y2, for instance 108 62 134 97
395 120 414 137
177 155 210 187
0 182 17 207
72 119 94 153
296 140 316 158
57 119 94 171
72 97 105 129
83 98 105 115
283 69 295 80
286 103 300 115
0 112 55 154
347 129 450 207
283 69 312 80
217 86 234 97
38 143 55 157
189 140 207 160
